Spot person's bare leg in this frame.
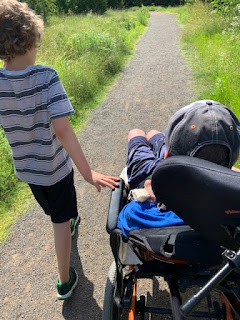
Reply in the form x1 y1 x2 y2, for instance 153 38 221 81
53 221 71 283
146 130 161 142
128 128 146 142
144 179 156 203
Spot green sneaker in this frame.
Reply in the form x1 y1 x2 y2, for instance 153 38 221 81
57 267 78 300
70 215 80 236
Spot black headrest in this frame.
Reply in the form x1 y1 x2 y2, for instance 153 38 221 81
151 156 240 251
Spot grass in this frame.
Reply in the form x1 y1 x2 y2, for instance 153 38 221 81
177 1 240 168
151 1 240 168
0 7 150 244
150 2 240 119
178 1 240 114
39 8 149 129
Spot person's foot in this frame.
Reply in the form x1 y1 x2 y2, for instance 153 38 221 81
70 215 80 236
57 267 78 300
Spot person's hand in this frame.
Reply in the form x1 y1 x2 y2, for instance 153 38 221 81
85 170 119 192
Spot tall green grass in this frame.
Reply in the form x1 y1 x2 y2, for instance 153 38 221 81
177 1 240 117
0 7 149 243
39 8 149 128
176 1 240 169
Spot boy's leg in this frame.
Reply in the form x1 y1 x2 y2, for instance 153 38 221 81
28 170 79 299
127 129 162 189
147 130 166 159
146 130 161 141
53 221 71 283
53 220 78 300
128 128 146 141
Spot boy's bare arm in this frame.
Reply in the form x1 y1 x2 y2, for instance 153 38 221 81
52 116 119 191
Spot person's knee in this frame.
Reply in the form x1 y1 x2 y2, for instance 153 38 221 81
128 128 145 142
146 130 161 141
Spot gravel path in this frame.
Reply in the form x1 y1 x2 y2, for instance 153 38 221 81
0 12 195 320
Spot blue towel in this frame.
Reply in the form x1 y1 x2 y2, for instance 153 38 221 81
118 201 185 236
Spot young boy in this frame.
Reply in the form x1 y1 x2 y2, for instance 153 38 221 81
126 100 240 189
0 0 119 300
118 100 240 236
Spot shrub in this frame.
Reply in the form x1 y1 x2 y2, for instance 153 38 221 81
75 0 108 14
108 0 124 8
210 0 240 15
21 0 56 21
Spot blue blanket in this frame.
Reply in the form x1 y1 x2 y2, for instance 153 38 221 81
118 201 185 236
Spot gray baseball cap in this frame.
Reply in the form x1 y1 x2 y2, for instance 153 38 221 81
165 100 240 167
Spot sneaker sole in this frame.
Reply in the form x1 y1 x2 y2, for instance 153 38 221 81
57 271 78 300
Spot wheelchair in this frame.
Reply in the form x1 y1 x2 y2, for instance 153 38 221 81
102 156 240 319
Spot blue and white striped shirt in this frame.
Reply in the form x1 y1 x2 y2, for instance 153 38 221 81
0 65 74 185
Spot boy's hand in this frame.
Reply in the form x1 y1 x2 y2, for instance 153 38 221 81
86 170 119 192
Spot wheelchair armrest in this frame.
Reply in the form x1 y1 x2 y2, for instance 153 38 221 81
106 178 125 234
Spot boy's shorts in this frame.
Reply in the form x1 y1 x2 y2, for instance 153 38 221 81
127 133 166 189
28 170 78 223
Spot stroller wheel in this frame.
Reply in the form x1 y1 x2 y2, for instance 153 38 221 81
102 261 121 320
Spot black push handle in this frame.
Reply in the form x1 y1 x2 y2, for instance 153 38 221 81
181 262 232 316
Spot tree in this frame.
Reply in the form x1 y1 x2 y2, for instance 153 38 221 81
108 0 124 8
21 0 56 20
75 0 108 13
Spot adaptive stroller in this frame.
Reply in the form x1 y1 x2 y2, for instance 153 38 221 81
102 156 240 319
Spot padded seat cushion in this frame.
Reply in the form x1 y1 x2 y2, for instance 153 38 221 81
129 225 223 266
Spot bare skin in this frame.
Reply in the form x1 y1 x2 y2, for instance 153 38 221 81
52 116 119 192
4 47 37 71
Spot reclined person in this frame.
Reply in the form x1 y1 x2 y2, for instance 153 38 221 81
118 100 240 236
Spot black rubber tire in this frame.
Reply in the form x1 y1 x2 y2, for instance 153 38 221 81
102 261 119 320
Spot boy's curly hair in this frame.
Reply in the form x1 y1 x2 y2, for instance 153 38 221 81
0 0 44 62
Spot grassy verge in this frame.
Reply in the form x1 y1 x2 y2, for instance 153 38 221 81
0 7 149 244
152 2 240 168
177 1 240 115
177 1 240 168
150 2 240 119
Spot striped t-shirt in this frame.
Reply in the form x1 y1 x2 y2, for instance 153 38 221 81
0 65 74 186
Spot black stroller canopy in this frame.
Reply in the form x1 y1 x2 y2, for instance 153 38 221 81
152 156 240 251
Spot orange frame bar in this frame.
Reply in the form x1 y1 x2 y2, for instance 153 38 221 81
128 265 137 320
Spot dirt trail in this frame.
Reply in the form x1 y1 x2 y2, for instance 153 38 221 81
0 12 195 320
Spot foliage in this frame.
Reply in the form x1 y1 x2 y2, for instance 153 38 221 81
75 0 108 14
178 0 240 122
0 129 16 198
54 0 70 13
54 0 108 14
23 0 108 16
210 0 240 15
21 0 57 21
24 0 184 17
125 0 183 7
108 0 124 8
